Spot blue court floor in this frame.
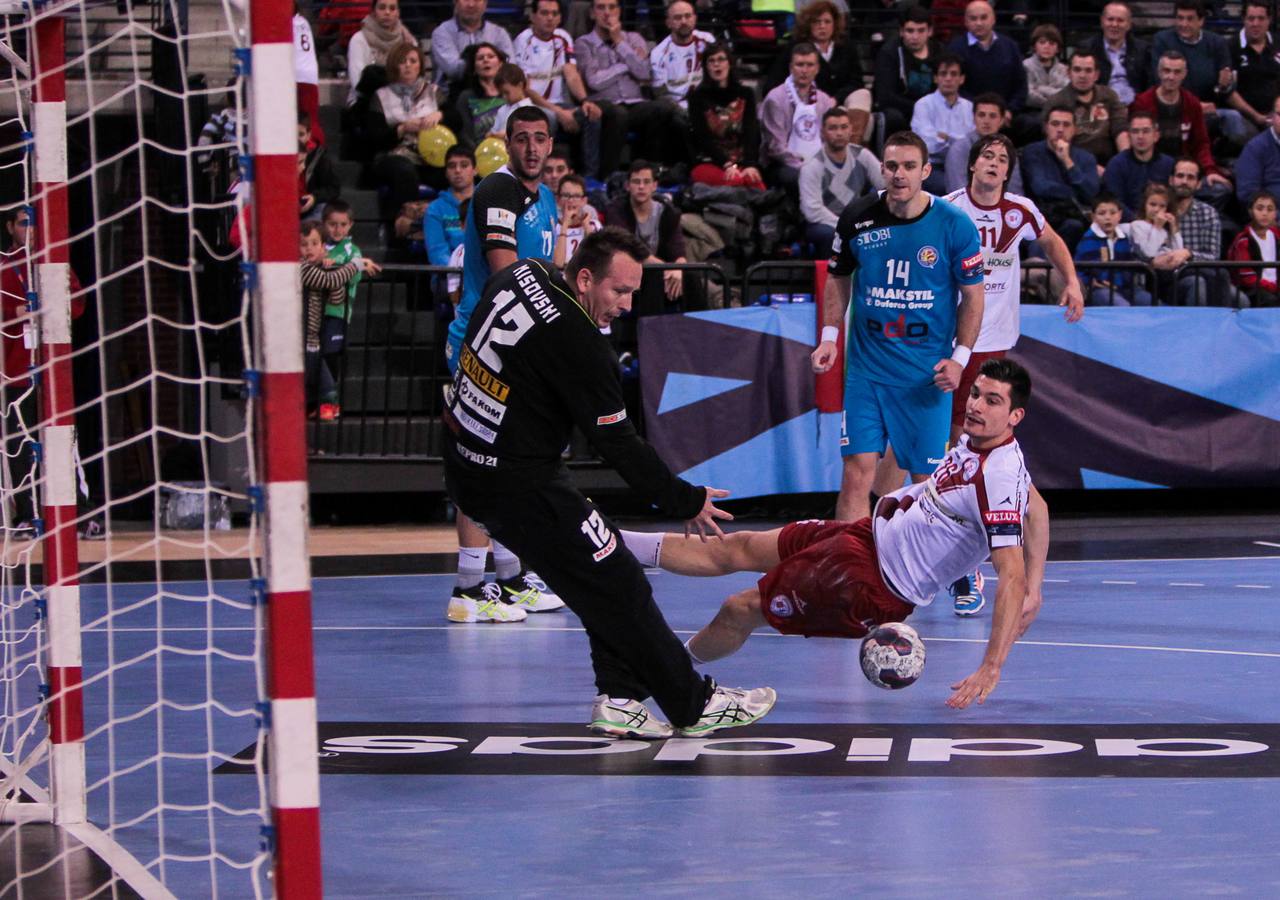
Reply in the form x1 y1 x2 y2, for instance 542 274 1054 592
307 552 1280 899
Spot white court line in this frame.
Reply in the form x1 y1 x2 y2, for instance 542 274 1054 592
1046 554 1280 564
1101 580 1137 585
1043 578 1070 583
1254 541 1280 549
83 624 1280 660
1236 584 1272 589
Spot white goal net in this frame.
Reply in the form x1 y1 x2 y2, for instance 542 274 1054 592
0 0 317 895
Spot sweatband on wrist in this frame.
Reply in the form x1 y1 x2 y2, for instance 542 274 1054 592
821 326 839 344
950 345 972 368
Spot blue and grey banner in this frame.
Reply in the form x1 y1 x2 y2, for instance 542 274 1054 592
638 306 1280 494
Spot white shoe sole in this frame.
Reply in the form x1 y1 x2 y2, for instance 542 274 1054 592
587 722 672 741
446 599 527 624
953 598 985 617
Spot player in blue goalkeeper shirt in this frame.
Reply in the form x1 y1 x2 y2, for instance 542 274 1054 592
445 106 564 624
813 131 985 523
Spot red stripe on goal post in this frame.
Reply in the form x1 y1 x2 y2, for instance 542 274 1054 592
250 0 322 893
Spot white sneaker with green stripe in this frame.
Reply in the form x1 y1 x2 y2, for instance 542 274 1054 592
588 695 673 740
446 582 528 623
678 684 777 737
498 570 565 613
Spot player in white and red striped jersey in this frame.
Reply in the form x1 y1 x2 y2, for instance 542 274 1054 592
622 358 1050 710
931 133 1081 616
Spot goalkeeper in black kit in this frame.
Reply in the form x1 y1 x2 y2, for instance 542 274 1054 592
443 228 776 739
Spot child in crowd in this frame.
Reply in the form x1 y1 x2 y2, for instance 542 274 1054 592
552 174 602 269
1227 191 1280 307
1129 183 1195 305
320 201 380 419
1074 194 1153 306
1023 24 1068 111
492 63 541 136
301 220 378 421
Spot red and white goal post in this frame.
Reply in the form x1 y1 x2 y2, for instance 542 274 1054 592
0 0 321 895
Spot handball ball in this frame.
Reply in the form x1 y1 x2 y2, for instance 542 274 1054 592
418 124 458 168
475 136 509 178
860 622 926 690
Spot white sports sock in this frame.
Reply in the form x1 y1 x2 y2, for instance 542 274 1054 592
492 540 521 581
684 637 707 665
455 546 487 590
620 530 664 568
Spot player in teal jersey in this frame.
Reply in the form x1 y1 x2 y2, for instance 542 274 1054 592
446 106 560 368
445 106 564 625
813 130 985 524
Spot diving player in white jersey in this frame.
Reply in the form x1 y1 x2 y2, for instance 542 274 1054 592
879 132 1082 617
621 358 1050 710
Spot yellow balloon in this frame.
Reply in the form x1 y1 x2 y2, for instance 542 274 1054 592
475 136 509 178
417 124 457 168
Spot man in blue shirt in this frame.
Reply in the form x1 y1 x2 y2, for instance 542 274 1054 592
1021 104 1101 250
1102 111 1174 218
812 131 985 523
424 146 476 267
446 105 563 625
1150 0 1248 148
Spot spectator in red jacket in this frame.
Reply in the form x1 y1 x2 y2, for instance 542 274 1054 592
1129 50 1232 196
1228 191 1280 306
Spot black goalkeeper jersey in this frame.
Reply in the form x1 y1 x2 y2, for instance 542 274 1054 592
443 258 705 519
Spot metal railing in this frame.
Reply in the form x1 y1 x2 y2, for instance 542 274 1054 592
308 261 729 459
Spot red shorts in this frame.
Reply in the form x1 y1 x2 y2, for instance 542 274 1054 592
950 350 1007 427
756 518 914 639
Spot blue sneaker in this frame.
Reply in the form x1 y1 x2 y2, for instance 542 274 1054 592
951 571 986 616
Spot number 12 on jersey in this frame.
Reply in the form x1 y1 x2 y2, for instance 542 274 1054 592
885 259 911 286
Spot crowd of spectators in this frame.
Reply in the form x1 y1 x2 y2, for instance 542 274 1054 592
257 0 1280 311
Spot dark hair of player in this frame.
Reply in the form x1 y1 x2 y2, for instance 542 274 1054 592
882 130 929 166
506 104 550 138
323 199 353 220
979 358 1032 412
967 133 1017 188
565 227 650 285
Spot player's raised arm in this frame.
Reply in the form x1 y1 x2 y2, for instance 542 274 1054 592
946 543 1025 708
1036 222 1084 322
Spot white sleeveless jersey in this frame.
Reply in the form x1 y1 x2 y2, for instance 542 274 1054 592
872 434 1031 606
943 188 1044 352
